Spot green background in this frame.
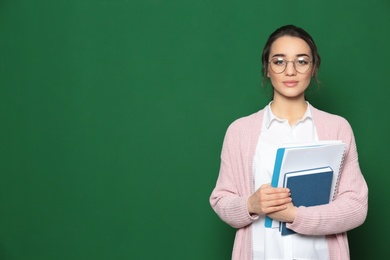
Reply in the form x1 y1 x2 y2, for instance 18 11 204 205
1 0 388 259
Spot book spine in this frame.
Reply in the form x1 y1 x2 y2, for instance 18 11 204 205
265 148 285 228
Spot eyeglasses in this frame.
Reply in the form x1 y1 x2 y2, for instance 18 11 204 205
268 56 312 74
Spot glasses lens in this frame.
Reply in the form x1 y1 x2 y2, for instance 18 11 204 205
294 57 312 73
269 57 286 74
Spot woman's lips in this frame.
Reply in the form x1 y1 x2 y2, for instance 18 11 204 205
283 81 299 87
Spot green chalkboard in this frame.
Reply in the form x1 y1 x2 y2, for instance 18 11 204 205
0 0 389 259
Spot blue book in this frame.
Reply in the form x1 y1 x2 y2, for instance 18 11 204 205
280 167 333 235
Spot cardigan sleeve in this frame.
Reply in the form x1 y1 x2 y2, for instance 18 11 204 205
209 119 258 229
287 115 368 235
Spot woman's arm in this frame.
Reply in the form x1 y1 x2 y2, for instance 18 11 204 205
286 122 368 235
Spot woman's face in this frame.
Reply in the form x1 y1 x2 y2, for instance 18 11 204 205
267 36 313 100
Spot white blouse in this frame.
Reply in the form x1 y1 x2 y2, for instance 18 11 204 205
252 102 329 260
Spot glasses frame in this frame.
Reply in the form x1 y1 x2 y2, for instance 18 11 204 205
268 57 313 74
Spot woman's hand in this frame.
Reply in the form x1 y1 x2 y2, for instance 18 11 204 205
267 202 297 223
247 183 292 216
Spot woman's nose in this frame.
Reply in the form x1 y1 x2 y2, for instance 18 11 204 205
285 61 297 76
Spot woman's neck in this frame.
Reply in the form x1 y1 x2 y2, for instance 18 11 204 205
270 97 308 126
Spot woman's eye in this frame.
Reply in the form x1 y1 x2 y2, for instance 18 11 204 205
296 58 310 65
273 59 285 65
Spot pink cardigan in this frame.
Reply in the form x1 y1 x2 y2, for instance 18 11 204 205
210 105 368 260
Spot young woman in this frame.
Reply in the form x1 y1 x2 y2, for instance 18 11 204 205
209 25 368 260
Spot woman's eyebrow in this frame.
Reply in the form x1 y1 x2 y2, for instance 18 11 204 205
296 53 310 57
271 54 286 58
271 53 310 58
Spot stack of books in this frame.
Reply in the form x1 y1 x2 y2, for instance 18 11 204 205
264 141 346 236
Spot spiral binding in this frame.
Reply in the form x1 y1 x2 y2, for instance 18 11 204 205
331 146 347 201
